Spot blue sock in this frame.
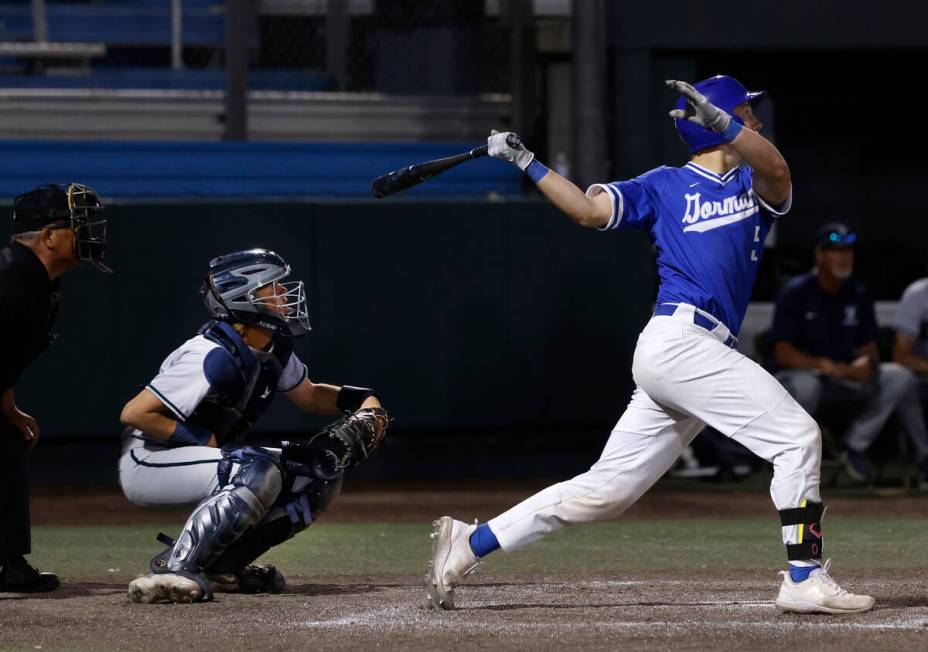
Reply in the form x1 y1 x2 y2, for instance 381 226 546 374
468 523 500 558
789 563 820 583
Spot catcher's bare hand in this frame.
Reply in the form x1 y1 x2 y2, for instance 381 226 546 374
666 80 731 133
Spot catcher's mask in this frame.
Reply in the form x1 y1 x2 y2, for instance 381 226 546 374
201 248 310 337
12 182 112 273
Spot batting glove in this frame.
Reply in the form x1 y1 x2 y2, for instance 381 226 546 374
488 130 534 170
666 80 736 136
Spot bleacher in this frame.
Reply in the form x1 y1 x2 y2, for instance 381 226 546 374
0 0 224 46
0 0 329 93
0 2 516 197
0 68 333 91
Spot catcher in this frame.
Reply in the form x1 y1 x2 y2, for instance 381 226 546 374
117 248 388 603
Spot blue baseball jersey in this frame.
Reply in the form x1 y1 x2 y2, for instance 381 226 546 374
588 161 791 335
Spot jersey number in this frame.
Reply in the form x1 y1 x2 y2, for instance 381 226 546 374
751 225 760 262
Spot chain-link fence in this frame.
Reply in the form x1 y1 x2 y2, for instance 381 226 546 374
255 0 510 94
0 1 224 87
0 0 514 94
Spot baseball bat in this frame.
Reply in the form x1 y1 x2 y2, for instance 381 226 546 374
370 133 522 198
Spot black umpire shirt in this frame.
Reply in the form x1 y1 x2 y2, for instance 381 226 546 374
770 271 879 364
0 242 60 395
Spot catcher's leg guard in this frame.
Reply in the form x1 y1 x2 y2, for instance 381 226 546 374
204 516 291 594
206 471 343 576
151 449 282 600
779 500 824 562
206 515 296 578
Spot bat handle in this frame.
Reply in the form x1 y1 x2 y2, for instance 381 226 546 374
469 133 523 158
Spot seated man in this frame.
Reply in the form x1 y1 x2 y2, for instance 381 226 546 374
118 249 389 603
771 223 928 485
893 277 928 388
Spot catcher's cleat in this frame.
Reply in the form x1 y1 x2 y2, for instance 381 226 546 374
425 516 480 610
774 560 875 614
128 573 205 604
207 565 286 594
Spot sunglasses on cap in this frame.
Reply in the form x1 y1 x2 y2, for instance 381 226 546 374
818 230 856 249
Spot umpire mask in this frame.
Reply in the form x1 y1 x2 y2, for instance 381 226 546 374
12 183 112 273
67 183 111 273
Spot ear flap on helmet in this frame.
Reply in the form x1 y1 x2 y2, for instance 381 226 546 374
200 275 232 321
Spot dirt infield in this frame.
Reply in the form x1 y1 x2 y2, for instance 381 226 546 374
3 570 927 651
5 485 927 651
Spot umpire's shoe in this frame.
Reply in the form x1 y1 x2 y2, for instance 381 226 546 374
426 516 480 610
0 556 59 593
774 560 875 614
128 573 204 604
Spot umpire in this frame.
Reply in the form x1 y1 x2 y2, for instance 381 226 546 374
0 183 111 592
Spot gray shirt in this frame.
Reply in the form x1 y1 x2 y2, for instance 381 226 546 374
895 277 928 360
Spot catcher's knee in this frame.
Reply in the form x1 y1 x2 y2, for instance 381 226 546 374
233 450 283 508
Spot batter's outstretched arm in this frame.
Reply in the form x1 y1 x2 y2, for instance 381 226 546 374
535 169 613 229
486 130 612 229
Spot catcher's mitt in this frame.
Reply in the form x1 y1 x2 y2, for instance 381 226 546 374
310 407 390 469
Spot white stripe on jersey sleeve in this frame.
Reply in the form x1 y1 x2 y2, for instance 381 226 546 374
585 183 624 231
146 335 217 421
754 184 793 216
277 352 308 393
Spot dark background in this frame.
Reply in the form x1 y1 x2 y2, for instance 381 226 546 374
10 200 655 444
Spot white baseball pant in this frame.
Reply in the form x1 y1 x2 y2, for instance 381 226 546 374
488 304 821 553
118 429 238 506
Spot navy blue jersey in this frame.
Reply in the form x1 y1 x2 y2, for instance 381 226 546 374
770 272 879 362
589 162 790 335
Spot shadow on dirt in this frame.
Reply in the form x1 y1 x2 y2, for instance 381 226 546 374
0 582 125 600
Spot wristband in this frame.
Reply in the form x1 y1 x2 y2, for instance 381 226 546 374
336 385 375 412
721 118 743 143
526 159 550 183
170 421 213 446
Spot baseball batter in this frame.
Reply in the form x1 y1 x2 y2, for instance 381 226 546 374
427 76 874 614
119 249 388 603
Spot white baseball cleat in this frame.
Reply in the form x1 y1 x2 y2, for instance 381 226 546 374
774 560 875 614
426 516 480 610
127 573 204 604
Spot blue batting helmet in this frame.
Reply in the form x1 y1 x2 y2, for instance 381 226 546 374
674 75 766 154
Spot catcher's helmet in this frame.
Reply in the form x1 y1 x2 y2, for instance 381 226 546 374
12 182 111 272
673 75 766 154
201 249 310 337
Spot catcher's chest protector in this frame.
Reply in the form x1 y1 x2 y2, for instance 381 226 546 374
188 320 293 445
